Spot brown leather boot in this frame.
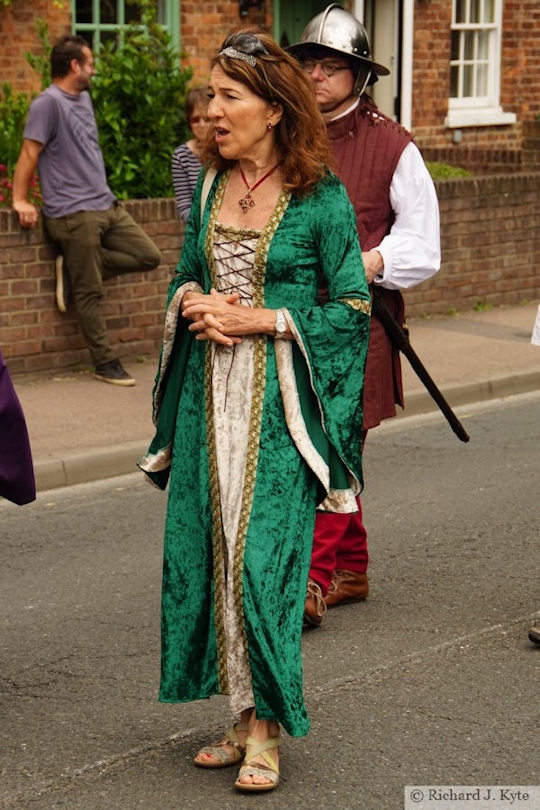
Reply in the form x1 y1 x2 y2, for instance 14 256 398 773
304 578 327 627
324 569 369 608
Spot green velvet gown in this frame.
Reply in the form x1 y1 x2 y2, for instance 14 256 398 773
139 169 371 737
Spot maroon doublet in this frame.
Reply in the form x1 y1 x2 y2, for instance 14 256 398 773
310 101 412 592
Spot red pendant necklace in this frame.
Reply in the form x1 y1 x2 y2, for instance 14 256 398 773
238 164 279 213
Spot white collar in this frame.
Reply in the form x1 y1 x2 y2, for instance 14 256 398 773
330 98 360 122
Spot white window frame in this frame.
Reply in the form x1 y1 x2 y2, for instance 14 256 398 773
72 0 180 52
446 0 515 128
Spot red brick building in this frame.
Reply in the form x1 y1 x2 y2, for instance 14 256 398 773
1 1 539 374
1 0 539 164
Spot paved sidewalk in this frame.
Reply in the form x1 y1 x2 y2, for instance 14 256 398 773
11 301 540 494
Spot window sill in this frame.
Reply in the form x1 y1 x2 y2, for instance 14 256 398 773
445 109 517 128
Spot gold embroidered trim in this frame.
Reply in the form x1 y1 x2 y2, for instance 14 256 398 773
205 172 229 691
205 349 229 693
153 282 202 426
205 174 291 684
204 170 228 274
233 332 265 637
338 297 372 315
232 190 290 665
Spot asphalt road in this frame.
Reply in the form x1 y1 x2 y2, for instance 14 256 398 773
2 392 539 810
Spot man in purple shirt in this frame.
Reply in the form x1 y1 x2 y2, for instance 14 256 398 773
13 35 161 386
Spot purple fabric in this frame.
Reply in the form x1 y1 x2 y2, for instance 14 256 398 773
0 350 36 505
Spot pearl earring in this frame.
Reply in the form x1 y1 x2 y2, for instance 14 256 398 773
267 123 272 130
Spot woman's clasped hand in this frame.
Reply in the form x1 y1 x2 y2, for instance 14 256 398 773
183 289 279 345
182 288 244 345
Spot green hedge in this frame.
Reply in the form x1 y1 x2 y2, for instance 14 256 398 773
91 5 192 199
426 161 472 180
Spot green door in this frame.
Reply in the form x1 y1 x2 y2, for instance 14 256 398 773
275 1 343 48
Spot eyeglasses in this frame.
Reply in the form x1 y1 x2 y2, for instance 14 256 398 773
300 58 351 77
221 32 269 58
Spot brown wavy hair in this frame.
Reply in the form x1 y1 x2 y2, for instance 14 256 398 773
201 30 333 196
185 86 209 120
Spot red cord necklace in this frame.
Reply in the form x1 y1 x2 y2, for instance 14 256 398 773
238 164 279 213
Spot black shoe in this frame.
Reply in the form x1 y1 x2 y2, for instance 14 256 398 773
528 625 540 645
55 254 71 313
94 359 136 387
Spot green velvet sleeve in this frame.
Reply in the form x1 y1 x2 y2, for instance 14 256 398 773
137 170 216 489
284 177 371 485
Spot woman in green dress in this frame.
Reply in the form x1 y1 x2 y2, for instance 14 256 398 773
139 31 371 793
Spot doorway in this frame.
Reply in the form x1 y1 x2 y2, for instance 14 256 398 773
362 0 402 121
275 0 340 49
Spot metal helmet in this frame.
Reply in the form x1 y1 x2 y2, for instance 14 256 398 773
287 4 390 93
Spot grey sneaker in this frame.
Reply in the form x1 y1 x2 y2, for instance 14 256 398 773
55 254 71 313
94 359 136 387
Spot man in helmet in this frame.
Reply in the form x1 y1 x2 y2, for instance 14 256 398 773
288 4 441 627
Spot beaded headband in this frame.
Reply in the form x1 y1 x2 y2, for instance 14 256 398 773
220 46 257 67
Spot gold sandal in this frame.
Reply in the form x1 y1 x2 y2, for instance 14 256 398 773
193 721 249 769
234 734 280 792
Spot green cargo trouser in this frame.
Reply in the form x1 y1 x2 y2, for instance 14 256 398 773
43 203 161 366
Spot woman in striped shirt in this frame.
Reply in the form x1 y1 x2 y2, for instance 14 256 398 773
172 87 212 223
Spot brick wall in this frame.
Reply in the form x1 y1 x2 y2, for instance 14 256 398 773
180 1 273 84
502 0 540 121
0 200 182 374
420 143 539 174
2 174 540 373
412 0 452 137
404 172 540 317
0 0 70 92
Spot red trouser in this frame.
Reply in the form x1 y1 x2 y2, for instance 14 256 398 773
309 495 368 595
310 430 369 595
